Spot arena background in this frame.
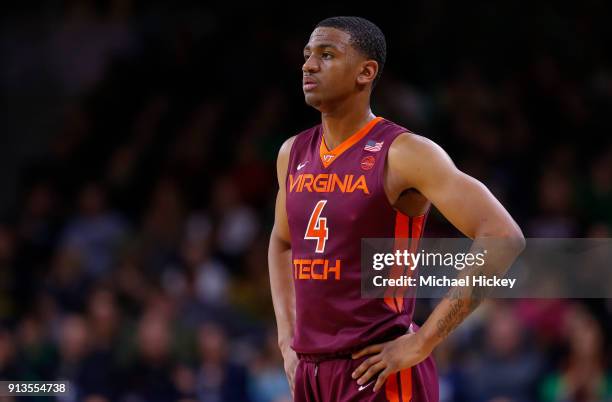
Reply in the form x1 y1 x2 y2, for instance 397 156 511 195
1 1 611 401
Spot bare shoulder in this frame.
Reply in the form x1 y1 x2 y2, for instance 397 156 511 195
278 135 297 161
388 132 457 189
276 135 297 185
389 132 450 160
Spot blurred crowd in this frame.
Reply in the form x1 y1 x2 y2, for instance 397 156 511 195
1 1 612 401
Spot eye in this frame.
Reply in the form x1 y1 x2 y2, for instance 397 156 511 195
322 52 333 59
303 53 311 61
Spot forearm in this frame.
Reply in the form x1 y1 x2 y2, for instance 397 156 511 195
418 234 525 350
268 234 296 351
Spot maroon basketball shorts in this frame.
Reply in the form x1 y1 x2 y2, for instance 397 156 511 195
294 352 438 402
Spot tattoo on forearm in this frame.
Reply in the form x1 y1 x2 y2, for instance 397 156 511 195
435 266 491 339
435 298 465 339
433 237 523 341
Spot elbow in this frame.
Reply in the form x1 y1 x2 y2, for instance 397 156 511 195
499 226 526 255
517 231 526 253
512 232 526 256
478 223 526 256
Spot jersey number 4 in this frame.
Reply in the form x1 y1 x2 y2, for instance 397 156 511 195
305 200 329 253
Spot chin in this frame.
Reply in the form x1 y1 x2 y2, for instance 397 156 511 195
304 93 322 109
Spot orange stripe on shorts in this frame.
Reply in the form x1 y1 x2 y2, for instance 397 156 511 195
400 367 413 401
385 371 400 402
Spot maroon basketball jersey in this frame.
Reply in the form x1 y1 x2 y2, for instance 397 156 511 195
286 116 427 354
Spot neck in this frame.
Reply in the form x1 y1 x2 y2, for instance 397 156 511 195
320 101 375 150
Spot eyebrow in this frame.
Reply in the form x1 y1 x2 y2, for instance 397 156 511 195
303 43 341 52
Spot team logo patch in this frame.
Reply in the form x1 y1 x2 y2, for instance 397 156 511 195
364 140 383 152
360 156 375 170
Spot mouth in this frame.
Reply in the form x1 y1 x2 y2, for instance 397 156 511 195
303 77 318 91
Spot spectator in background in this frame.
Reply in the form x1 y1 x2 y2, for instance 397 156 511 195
465 302 543 402
194 322 251 402
540 305 612 402
61 181 128 279
436 337 469 402
248 330 291 402
0 328 19 379
33 291 123 401
54 315 91 402
87 289 121 350
578 147 612 230
121 311 181 402
168 102 219 183
514 298 571 356
162 212 237 332
13 315 56 382
47 0 135 96
16 181 59 261
140 177 186 276
211 177 260 269
229 138 275 207
528 169 577 237
79 288 123 398
0 225 16 318
229 238 274 322
45 245 90 313
11 182 64 324
376 71 431 133
113 251 152 319
163 220 229 307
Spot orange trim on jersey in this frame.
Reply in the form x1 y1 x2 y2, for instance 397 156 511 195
411 214 425 239
400 367 413 401
385 371 400 402
395 214 411 312
384 212 409 312
395 214 426 311
385 213 427 313
319 116 383 168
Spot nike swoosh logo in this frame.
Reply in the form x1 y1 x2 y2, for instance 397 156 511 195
297 161 309 170
358 381 374 392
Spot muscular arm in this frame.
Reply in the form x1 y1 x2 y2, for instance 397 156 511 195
268 136 296 353
388 133 526 349
352 133 526 392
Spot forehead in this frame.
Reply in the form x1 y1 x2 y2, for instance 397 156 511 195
305 27 352 50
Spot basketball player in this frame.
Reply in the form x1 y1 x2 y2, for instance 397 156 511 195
268 16 525 402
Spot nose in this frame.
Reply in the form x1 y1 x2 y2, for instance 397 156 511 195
302 55 319 73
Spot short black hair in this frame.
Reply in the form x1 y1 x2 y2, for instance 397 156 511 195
315 16 387 88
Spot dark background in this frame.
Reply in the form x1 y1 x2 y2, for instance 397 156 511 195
1 1 611 401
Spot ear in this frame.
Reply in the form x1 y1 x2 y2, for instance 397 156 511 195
356 60 379 86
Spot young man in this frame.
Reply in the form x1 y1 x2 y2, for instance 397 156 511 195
268 16 525 402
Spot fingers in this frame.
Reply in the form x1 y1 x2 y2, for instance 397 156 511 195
285 363 296 393
373 368 390 393
351 342 385 359
290 375 295 399
356 361 385 386
286 371 295 399
351 354 382 380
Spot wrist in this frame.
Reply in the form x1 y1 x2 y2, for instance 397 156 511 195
414 329 437 355
278 335 293 353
